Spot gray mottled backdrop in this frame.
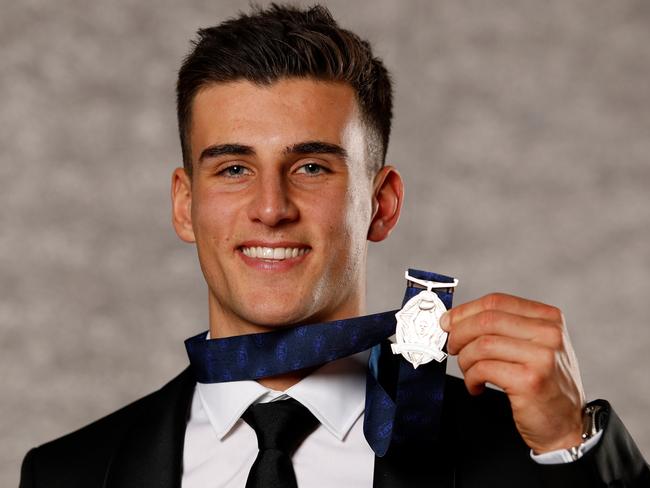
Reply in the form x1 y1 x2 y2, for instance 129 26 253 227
2 0 649 485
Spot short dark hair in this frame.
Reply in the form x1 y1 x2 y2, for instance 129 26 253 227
176 3 393 176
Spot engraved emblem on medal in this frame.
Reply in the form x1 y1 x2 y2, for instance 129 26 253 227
391 272 459 368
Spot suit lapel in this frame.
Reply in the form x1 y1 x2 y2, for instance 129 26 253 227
104 368 195 488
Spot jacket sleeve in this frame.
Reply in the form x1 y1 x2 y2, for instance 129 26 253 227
538 400 650 487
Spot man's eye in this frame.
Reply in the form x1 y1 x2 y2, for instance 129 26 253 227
296 163 328 176
219 165 250 177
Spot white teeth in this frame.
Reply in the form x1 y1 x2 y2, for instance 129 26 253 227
241 246 308 260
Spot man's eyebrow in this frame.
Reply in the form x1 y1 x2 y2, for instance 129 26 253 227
198 143 255 163
197 141 348 164
284 141 348 159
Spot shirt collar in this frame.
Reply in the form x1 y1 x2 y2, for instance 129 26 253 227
195 352 367 442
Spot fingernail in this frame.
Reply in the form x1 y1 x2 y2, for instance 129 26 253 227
440 312 450 331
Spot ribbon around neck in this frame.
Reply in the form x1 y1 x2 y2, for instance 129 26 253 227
185 310 399 383
184 268 457 457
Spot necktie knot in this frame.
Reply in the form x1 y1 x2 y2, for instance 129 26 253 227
243 398 319 454
242 398 319 487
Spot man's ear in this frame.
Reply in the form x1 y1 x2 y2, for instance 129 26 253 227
171 167 196 243
368 165 404 242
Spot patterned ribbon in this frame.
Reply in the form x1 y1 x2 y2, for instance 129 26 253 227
184 269 456 456
365 269 455 456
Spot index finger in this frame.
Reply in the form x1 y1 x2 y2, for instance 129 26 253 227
441 292 563 330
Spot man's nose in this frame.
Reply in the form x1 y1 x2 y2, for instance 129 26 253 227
246 173 299 227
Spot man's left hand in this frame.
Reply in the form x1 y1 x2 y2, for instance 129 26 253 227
440 293 586 453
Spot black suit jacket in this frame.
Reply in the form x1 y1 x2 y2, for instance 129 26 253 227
20 368 650 487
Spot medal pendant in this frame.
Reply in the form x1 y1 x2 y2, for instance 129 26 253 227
391 289 449 368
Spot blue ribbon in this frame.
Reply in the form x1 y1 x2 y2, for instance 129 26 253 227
184 268 456 457
365 269 455 456
185 310 399 383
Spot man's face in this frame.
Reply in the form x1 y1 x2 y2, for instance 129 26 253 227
173 78 397 337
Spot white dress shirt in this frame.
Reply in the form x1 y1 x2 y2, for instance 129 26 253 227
182 353 375 487
181 351 601 487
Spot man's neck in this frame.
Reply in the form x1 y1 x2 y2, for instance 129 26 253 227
207 291 367 391
256 367 319 391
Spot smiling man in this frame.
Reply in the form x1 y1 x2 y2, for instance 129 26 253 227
172 79 396 343
20 4 648 488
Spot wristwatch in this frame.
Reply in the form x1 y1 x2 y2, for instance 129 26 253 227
566 403 604 461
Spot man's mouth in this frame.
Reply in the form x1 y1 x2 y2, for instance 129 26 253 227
240 246 310 260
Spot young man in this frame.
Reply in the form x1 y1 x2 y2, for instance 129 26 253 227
20 4 648 487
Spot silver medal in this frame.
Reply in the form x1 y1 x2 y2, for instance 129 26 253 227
391 272 458 369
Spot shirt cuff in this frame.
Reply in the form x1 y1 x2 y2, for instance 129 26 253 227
530 429 604 465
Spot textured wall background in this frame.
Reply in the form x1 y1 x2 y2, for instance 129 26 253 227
2 0 649 484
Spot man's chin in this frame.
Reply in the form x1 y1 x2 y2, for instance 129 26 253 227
242 307 320 330
228 283 324 325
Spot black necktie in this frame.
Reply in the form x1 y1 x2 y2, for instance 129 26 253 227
243 398 319 488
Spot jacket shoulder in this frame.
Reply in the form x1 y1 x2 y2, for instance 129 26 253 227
20 369 193 488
